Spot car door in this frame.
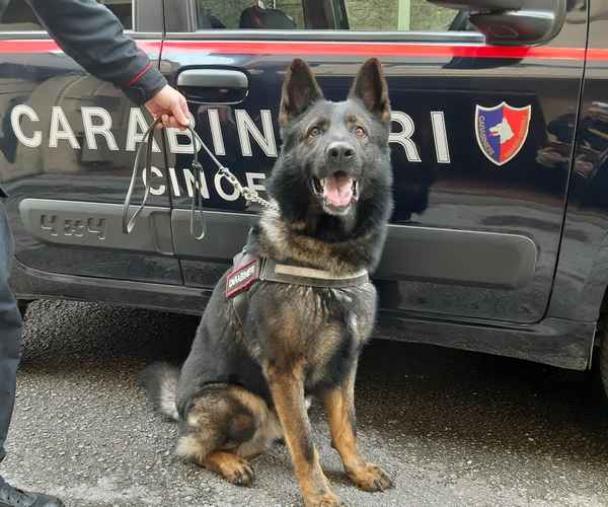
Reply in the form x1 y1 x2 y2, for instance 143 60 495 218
0 0 182 285
161 0 586 325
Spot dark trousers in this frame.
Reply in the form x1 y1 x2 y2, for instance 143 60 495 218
0 203 22 483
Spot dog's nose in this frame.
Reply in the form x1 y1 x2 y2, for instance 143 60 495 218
327 142 354 165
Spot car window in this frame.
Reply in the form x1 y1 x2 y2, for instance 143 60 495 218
0 0 133 31
196 0 457 32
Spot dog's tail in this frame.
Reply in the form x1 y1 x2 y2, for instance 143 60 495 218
140 362 180 421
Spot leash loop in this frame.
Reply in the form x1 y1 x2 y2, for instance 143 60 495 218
122 117 162 234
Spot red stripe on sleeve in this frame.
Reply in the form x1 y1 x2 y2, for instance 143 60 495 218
125 61 153 87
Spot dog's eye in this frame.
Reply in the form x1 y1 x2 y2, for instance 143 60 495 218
354 126 367 138
308 126 321 138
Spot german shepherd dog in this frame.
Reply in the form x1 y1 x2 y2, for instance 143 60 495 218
142 58 394 506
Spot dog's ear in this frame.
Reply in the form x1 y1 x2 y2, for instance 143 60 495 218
349 58 391 125
279 59 324 127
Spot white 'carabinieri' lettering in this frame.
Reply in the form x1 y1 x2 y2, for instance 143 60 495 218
10 105 442 167
81 106 118 151
430 111 450 164
11 104 41 148
208 109 226 156
49 106 79 149
126 108 160 153
235 109 277 157
389 111 421 163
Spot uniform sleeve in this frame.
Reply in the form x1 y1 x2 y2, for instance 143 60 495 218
25 0 167 105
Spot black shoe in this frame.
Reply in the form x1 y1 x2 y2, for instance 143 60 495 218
0 482 63 507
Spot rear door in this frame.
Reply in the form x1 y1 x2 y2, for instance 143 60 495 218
161 0 587 324
0 0 181 286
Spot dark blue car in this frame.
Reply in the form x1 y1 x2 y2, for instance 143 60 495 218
2 0 608 393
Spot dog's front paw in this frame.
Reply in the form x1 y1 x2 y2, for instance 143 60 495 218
347 463 393 492
207 454 255 486
223 458 255 486
304 491 345 507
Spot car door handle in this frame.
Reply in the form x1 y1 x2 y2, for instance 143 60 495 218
177 69 248 89
176 69 249 104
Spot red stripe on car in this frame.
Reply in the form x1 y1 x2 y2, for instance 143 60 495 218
0 39 605 61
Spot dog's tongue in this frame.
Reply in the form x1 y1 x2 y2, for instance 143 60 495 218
323 174 353 207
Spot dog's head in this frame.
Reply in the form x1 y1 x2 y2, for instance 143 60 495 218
268 59 393 235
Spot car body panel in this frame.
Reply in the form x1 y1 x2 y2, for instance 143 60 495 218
2 0 606 371
160 0 587 325
0 25 182 285
547 4 608 326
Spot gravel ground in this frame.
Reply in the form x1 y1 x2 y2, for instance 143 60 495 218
2 299 608 506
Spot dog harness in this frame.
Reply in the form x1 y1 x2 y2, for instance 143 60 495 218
226 230 370 329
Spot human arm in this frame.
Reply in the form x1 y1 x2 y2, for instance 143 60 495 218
25 0 189 127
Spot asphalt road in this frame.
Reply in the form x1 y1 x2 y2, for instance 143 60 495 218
2 299 608 506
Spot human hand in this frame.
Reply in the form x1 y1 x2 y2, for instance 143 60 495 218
145 84 191 129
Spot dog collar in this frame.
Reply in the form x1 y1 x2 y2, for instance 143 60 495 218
226 254 369 299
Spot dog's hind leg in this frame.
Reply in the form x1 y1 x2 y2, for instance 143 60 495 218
321 363 393 492
176 384 273 487
265 360 342 507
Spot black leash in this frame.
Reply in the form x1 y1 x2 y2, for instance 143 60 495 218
121 119 208 240
122 119 277 241
122 117 161 235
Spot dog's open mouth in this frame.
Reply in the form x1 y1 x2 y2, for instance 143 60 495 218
312 172 359 214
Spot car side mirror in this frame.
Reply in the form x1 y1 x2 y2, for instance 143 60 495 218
428 0 567 45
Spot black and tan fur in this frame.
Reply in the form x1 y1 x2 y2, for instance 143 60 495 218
142 58 394 506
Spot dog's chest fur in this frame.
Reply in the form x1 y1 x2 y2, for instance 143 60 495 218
245 281 376 391
239 214 378 392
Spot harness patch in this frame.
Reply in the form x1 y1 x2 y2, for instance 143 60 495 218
226 258 259 298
